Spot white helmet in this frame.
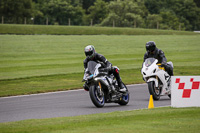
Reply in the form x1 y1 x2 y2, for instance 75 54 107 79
84 45 95 59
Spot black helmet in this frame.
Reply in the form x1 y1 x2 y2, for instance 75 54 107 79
146 41 156 52
84 45 95 59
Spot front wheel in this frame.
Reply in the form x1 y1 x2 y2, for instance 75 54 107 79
89 85 105 108
118 83 129 105
148 81 160 100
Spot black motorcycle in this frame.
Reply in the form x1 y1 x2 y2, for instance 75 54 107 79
82 61 129 108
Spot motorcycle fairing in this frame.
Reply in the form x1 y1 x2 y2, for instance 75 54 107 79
142 58 171 96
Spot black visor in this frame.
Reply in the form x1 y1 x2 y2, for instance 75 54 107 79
85 51 93 56
146 45 155 52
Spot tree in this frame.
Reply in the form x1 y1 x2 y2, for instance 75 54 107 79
0 0 34 24
194 0 200 7
144 0 165 14
100 13 120 27
125 13 143 28
82 0 96 13
159 11 182 30
174 0 200 30
101 0 147 27
71 0 83 6
146 14 162 29
40 0 84 25
144 0 200 30
86 0 108 25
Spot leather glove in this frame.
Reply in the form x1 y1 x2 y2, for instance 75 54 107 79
161 62 167 67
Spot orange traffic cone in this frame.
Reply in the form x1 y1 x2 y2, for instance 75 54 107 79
148 95 154 109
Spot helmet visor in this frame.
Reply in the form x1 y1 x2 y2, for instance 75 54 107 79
85 51 93 57
146 45 155 52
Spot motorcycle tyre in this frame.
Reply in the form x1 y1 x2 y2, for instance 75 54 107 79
89 85 105 108
148 81 160 101
118 83 129 106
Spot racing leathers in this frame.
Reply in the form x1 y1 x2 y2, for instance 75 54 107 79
143 48 174 76
83 53 125 92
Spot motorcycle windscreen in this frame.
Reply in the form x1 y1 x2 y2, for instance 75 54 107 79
145 58 156 67
87 61 98 74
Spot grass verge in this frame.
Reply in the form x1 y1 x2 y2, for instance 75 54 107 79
0 24 197 35
0 35 200 97
0 107 199 133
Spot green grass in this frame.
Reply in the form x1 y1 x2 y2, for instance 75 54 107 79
0 107 199 133
0 35 200 97
0 24 197 35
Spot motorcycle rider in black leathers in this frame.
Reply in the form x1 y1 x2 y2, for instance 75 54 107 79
144 41 174 76
83 45 126 93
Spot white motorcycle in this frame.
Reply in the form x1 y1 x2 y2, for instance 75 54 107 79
141 58 172 100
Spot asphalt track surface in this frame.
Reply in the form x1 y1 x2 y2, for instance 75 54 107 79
0 84 171 123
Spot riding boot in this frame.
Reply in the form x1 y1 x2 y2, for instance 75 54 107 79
117 78 126 93
115 75 126 93
113 67 126 92
164 64 173 76
170 67 174 76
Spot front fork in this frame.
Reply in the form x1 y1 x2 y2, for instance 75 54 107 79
97 82 103 96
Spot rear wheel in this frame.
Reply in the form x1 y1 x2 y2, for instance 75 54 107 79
89 85 105 108
118 83 129 105
148 81 160 100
